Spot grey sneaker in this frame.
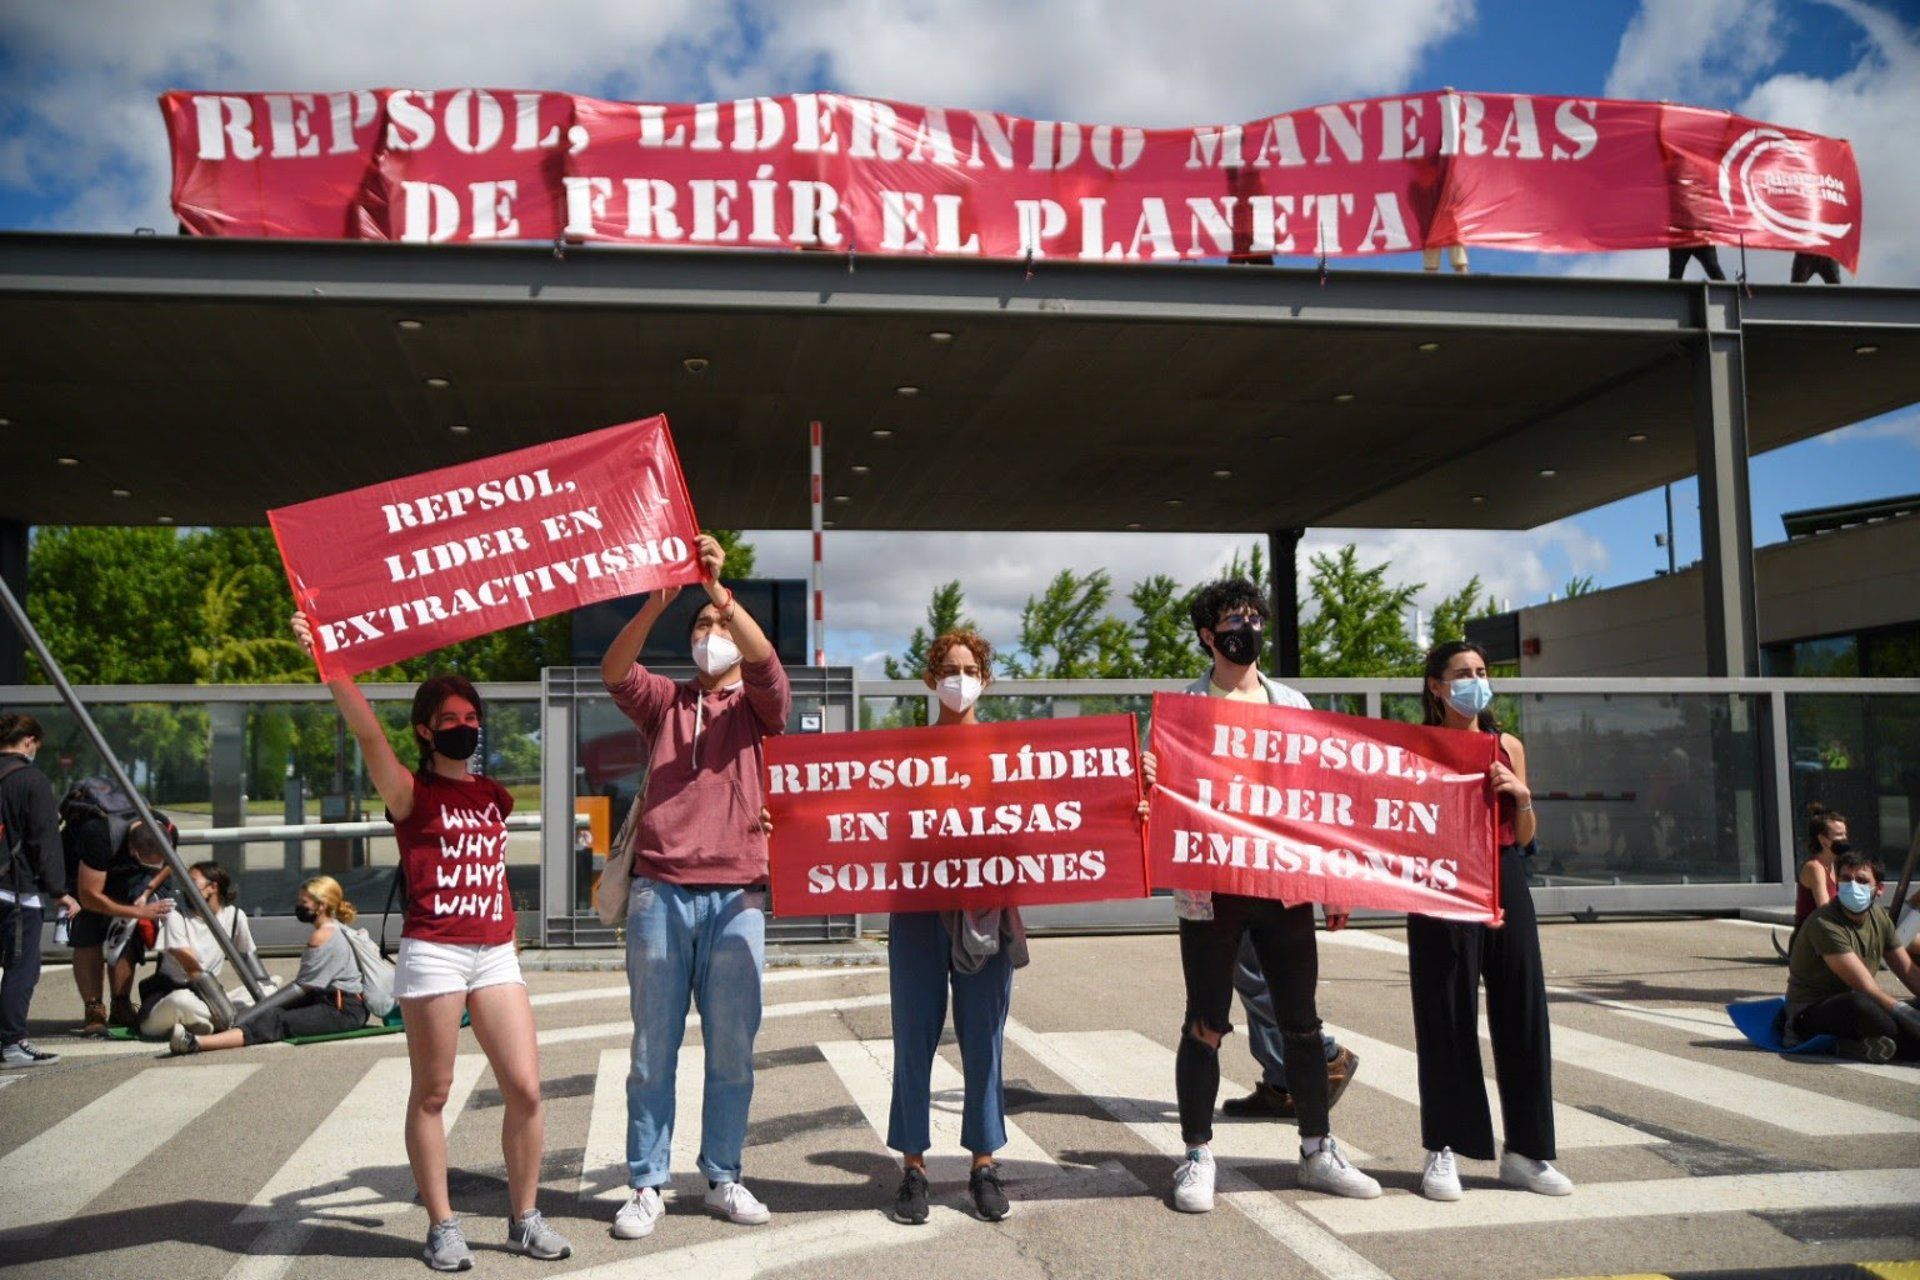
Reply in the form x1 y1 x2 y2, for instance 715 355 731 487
506 1208 572 1260
423 1217 473 1272
0 1040 58 1069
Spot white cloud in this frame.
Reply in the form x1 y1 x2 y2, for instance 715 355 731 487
1819 405 1920 448
736 0 1474 125
1605 0 1785 103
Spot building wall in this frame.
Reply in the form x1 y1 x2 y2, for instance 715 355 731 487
1518 511 1920 675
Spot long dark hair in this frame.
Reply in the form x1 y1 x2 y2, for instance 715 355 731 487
190 860 234 907
1422 640 1500 734
409 674 484 773
1805 803 1847 856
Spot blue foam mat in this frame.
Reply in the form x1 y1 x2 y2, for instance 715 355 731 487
1725 996 1835 1055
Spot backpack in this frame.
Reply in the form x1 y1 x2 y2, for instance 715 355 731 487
336 922 397 1018
59 777 178 889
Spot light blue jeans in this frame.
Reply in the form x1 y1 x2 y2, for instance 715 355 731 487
625 875 765 1187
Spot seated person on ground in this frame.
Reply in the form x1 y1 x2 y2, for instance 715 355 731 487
1783 849 1920 1063
138 861 265 1038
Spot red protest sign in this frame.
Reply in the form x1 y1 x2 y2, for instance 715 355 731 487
163 89 1859 270
765 714 1148 916
270 416 703 679
1146 693 1501 923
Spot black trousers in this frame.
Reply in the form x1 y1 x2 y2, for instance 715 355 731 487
1406 847 1555 1161
1176 895 1327 1143
1667 246 1726 281
0 900 43 1045
1792 991 1920 1059
240 989 367 1045
1790 253 1841 284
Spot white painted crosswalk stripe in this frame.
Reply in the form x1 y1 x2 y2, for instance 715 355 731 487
579 1048 629 1204
1047 1028 1376 1164
1325 1026 1657 1150
1300 1166 1920 1234
223 1054 485 1280
529 965 880 1009
536 992 890 1047
1520 1017 1920 1136
0 1063 257 1237
819 1036 1060 1183
1005 1019 1394 1280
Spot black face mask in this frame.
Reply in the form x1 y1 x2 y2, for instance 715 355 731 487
294 904 317 923
1212 625 1264 668
430 724 481 763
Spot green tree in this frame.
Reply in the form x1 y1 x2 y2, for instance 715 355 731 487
710 529 757 579
1300 544 1424 677
1128 573 1200 678
1006 569 1137 678
1561 574 1598 598
883 581 975 680
189 568 310 683
1427 574 1500 649
26 527 201 683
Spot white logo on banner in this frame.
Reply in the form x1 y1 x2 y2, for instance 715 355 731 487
1717 126 1852 245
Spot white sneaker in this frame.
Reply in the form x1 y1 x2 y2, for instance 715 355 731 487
1172 1148 1216 1213
1298 1138 1382 1200
1421 1147 1462 1202
612 1186 665 1239
1499 1150 1573 1196
704 1180 771 1225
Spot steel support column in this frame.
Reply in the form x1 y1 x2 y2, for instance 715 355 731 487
0 521 24 685
1268 527 1303 679
1691 286 1760 677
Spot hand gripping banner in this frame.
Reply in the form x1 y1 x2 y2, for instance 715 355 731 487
1146 693 1501 923
162 88 1859 269
270 416 703 679
765 714 1148 916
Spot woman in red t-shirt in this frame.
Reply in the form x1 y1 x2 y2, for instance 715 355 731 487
293 615 570 1270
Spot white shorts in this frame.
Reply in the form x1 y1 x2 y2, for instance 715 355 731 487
392 938 525 1000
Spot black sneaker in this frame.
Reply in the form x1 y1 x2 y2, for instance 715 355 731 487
969 1162 1010 1222
1836 1035 1896 1064
892 1166 930 1225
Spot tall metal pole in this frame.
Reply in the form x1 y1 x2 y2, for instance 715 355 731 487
1664 483 1677 576
0 574 265 1000
810 419 825 668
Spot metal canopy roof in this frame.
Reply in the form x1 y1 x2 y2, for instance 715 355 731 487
2 232 1916 533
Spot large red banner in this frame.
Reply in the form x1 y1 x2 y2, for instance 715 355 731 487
161 89 1860 269
764 714 1148 916
1147 694 1501 923
270 416 703 679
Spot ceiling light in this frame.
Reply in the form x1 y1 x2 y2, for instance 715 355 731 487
156 516 174 525
424 377 450 389
1126 522 1143 530
871 429 894 439
1627 432 1648 443
1267 433 1290 443
57 455 79 466
1470 494 1486 504
1212 469 1232 479
448 424 470 435
1334 393 1356 403
895 385 920 397
1539 468 1558 478
928 331 954 343
1165 498 1184 507
1410 518 1426 527
0 417 11 426
396 319 424 331
1416 341 1440 352
681 356 710 375
851 465 870 474
832 494 850 504
824 520 836 529
111 488 131 498
1854 343 1879 355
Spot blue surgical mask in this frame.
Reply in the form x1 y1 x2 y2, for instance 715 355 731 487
1836 880 1875 913
1445 676 1493 718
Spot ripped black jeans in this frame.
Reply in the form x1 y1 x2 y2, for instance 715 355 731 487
1176 895 1327 1144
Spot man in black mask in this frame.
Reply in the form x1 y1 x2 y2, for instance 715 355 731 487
1176 579 1359 1125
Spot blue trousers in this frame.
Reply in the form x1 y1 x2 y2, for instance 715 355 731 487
887 912 1013 1157
0 901 44 1046
1236 935 1338 1089
625 876 765 1187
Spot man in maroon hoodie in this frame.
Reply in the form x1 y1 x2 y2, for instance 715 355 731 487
601 533 791 1242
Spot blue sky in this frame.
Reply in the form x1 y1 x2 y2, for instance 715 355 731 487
1 0 1915 665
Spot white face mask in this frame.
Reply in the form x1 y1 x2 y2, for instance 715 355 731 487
937 674 983 714
692 632 741 677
